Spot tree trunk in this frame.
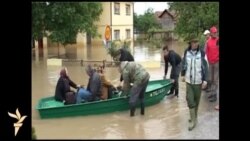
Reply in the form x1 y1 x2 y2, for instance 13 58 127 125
87 32 92 45
38 38 43 49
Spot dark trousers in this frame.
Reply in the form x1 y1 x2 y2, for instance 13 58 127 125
169 63 181 96
207 62 219 101
186 83 202 108
129 79 149 116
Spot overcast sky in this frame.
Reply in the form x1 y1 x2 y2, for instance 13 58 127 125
134 2 169 15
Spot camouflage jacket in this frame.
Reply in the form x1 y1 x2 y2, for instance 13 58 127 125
121 62 150 95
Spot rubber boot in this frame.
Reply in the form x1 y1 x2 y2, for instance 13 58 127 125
188 105 197 122
130 107 136 117
167 86 174 95
174 89 179 98
188 108 196 131
195 106 198 124
140 103 145 115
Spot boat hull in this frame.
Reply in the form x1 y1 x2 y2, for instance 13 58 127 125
36 79 172 119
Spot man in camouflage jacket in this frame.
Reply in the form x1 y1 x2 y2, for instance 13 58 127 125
118 61 150 117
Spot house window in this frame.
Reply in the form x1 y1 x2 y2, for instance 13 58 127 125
114 3 120 15
114 30 120 40
126 4 131 15
126 29 131 39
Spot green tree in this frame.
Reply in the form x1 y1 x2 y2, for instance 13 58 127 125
32 2 103 48
32 2 48 48
169 2 219 41
134 8 161 34
32 2 46 41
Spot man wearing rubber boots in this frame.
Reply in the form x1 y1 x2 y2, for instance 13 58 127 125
118 61 150 117
181 36 208 131
162 45 182 97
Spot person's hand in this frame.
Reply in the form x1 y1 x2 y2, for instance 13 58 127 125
171 79 175 83
77 84 81 88
181 76 185 82
119 81 123 86
111 85 117 91
202 81 207 89
63 100 66 104
116 85 122 91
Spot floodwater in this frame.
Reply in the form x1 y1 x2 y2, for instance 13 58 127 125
32 40 219 139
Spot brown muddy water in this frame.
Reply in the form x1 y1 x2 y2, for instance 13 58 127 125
32 40 219 139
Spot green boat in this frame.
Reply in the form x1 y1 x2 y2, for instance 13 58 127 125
36 79 173 119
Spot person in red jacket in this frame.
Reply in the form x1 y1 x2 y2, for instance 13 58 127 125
205 26 219 102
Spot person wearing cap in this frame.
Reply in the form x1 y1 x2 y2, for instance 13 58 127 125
202 30 211 53
205 26 219 102
181 36 208 131
54 67 81 104
199 30 210 92
118 61 150 117
162 45 182 97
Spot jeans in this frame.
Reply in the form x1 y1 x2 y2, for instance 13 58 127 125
76 88 92 104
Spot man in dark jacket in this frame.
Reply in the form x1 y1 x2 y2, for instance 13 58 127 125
85 64 102 101
54 67 79 104
163 45 182 97
115 48 134 83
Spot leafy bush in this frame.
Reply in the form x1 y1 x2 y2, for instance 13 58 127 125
105 40 131 61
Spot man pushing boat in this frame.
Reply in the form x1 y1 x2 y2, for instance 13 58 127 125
118 61 150 117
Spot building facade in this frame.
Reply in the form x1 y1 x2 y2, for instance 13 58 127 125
77 2 134 44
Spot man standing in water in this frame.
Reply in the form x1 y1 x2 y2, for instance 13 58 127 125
206 26 219 102
162 45 182 97
115 48 134 86
181 36 208 131
118 61 150 117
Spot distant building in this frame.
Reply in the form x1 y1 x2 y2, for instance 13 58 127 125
154 9 177 31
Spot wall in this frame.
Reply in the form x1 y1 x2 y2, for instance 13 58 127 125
111 2 133 41
91 2 112 43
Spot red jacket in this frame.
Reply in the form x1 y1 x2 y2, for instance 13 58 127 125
206 37 219 64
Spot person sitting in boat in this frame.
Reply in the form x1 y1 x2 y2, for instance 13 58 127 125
54 67 80 104
118 61 150 117
85 64 102 101
76 87 92 104
96 65 116 100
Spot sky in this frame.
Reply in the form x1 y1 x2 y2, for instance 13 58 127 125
134 2 169 15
